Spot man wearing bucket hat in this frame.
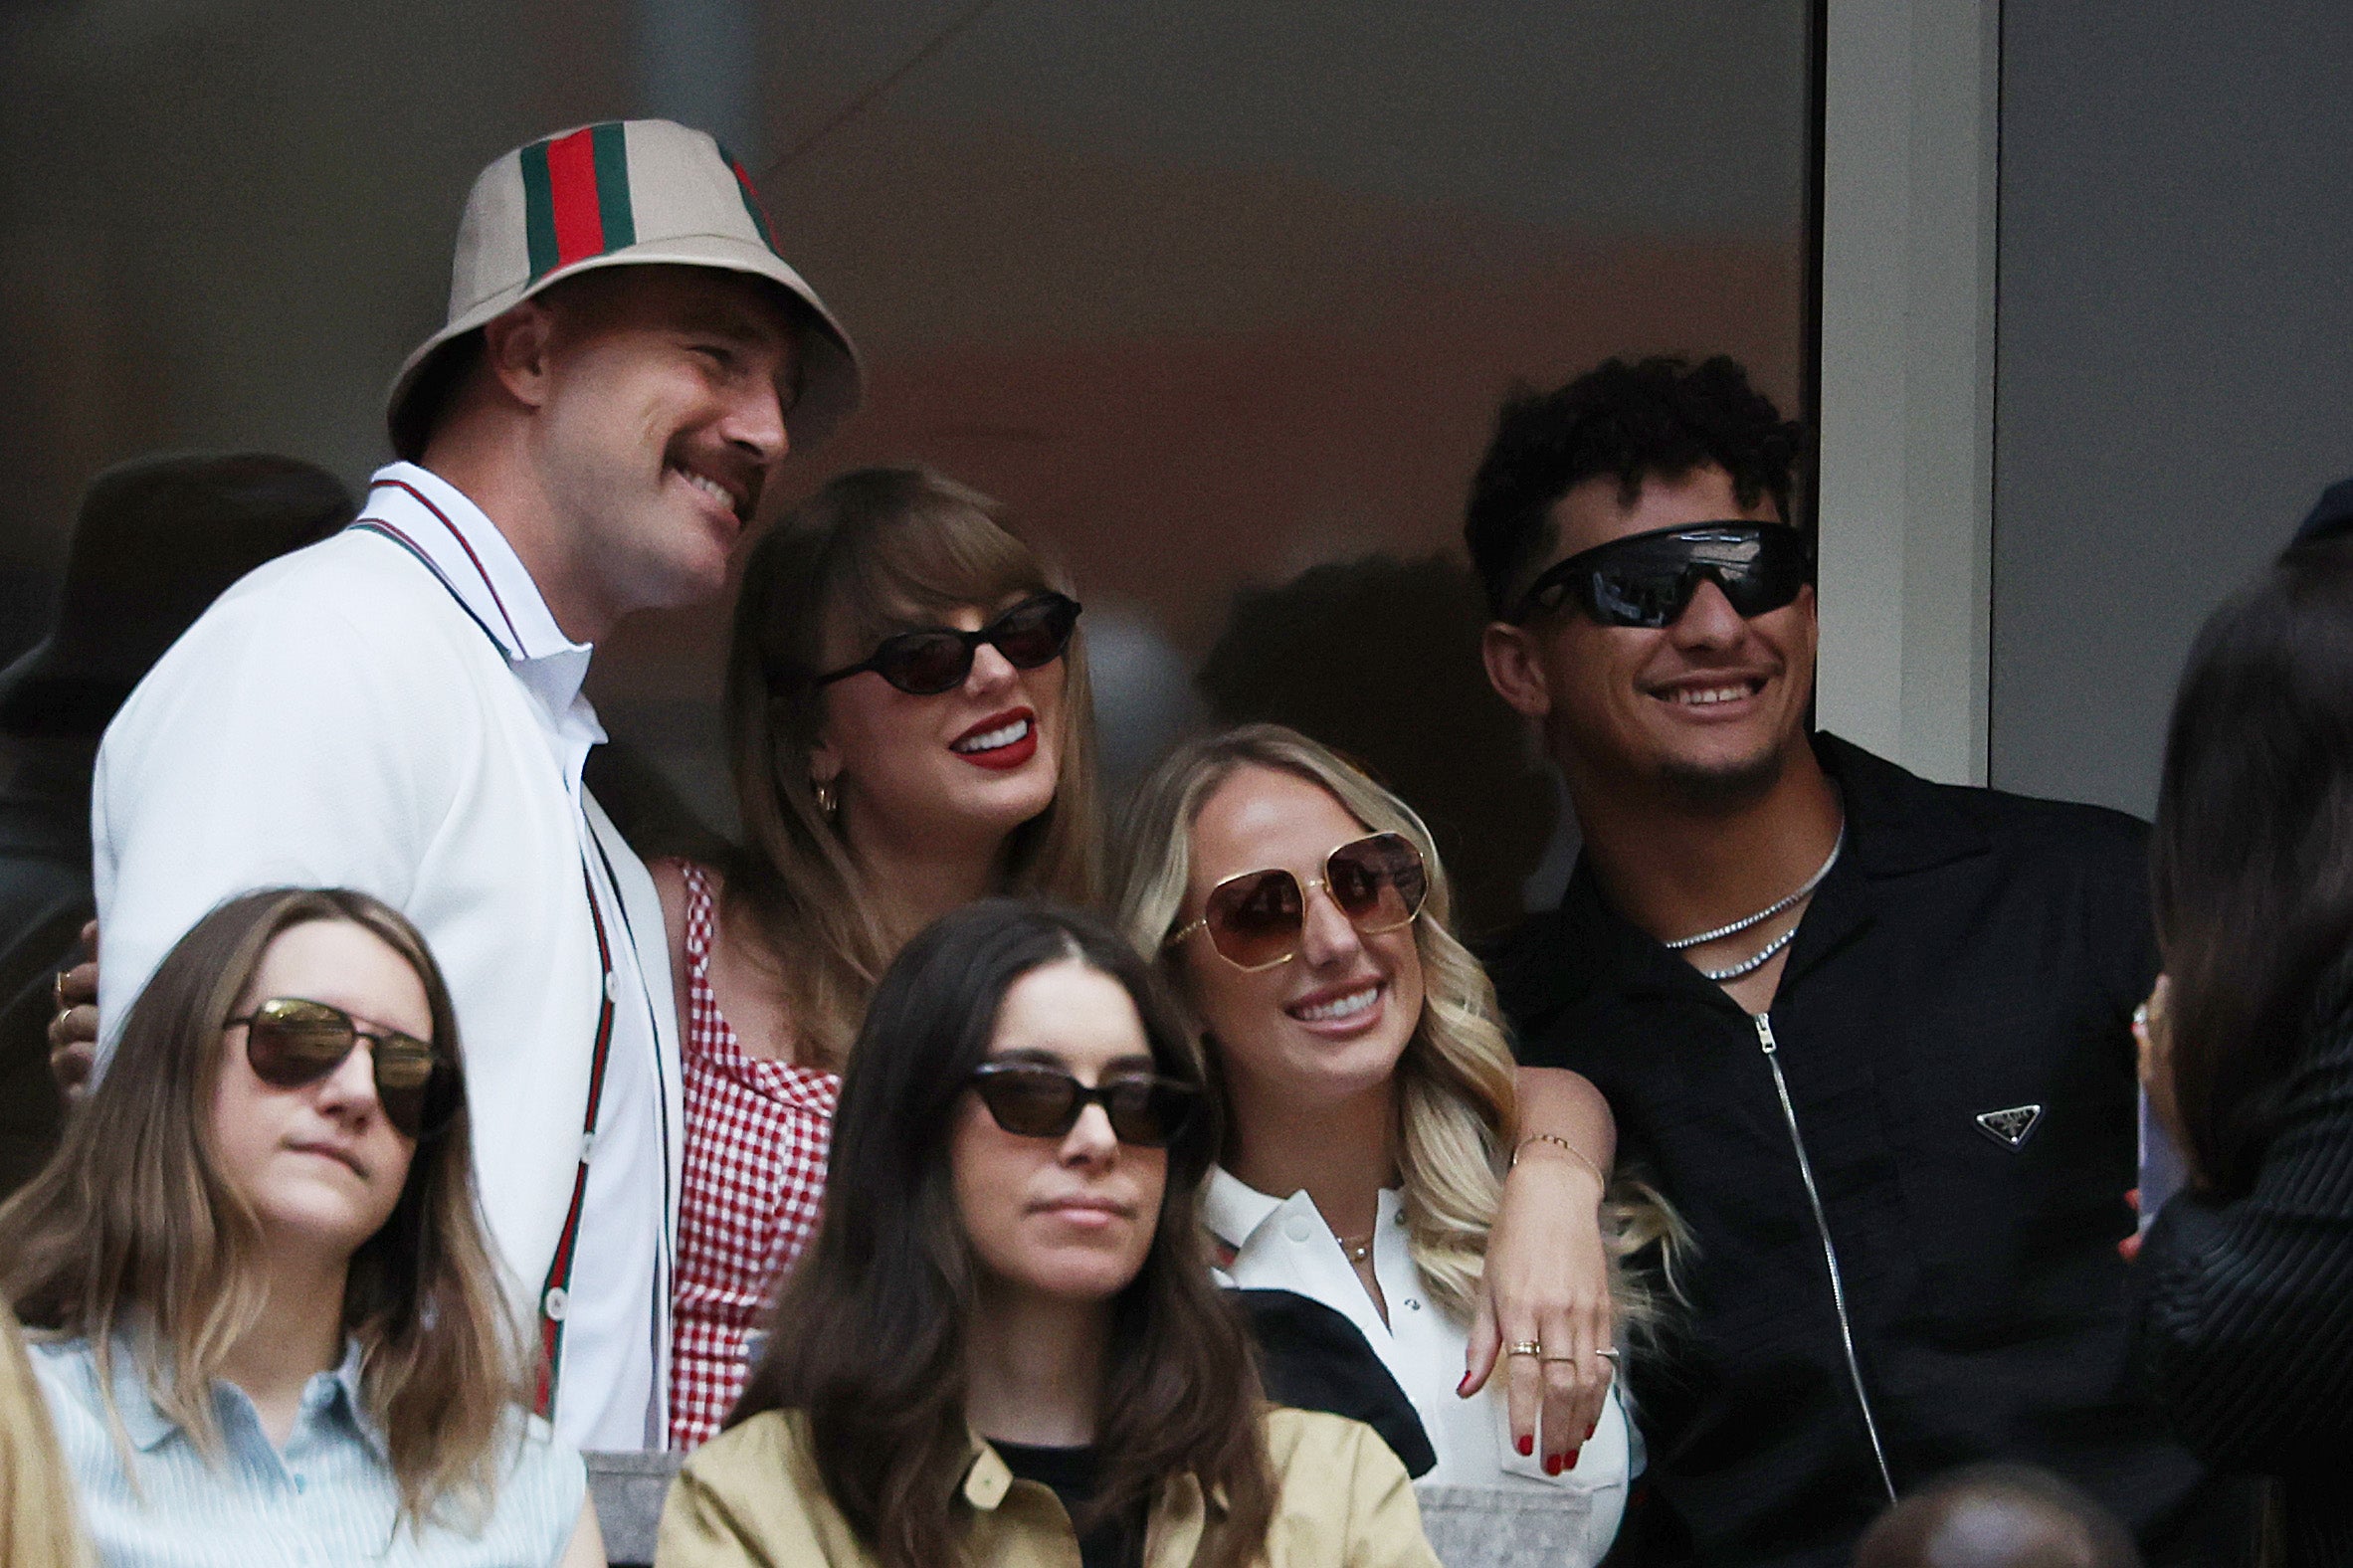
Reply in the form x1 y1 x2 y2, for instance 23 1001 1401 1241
88 119 861 1451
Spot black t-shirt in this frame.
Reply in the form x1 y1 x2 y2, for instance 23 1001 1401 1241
992 1441 1145 1568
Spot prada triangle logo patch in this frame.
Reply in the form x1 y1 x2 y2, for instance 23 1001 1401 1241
1975 1104 2044 1148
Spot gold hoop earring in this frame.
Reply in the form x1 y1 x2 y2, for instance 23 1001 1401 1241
813 778 838 818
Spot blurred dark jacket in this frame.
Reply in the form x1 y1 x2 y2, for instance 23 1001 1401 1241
2137 955 2353 1568
0 453 350 1193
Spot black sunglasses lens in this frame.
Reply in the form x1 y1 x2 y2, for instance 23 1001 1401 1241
975 1067 1082 1137
1102 1078 1196 1148
992 597 1078 669
1587 564 1696 628
874 633 974 694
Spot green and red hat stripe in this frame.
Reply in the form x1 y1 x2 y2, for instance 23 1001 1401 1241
520 122 638 282
718 142 777 251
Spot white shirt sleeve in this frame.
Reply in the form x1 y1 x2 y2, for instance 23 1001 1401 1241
91 574 469 1058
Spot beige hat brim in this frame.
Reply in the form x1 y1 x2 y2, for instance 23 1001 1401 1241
384 233 863 461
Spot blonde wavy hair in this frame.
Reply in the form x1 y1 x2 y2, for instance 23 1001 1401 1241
0 1302 88 1568
1115 723 1681 1328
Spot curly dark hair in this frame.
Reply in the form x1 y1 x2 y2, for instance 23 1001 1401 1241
1463 354 1805 619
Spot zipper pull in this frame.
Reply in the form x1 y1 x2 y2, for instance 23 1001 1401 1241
1754 1012 1778 1054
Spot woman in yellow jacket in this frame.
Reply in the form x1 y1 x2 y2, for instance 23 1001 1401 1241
658 899 1440 1568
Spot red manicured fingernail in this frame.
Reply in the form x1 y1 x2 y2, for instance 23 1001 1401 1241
1584 1421 1597 1442
1545 1453 1565 1475
1457 1372 1473 1397
1517 1435 1533 1457
1566 1446 1582 1468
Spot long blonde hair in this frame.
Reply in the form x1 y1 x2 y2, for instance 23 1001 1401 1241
724 467 1104 1069
0 1302 89 1568
1115 724 1683 1328
0 888 526 1532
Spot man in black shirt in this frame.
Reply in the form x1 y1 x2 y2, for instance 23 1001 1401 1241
1466 357 2237 1565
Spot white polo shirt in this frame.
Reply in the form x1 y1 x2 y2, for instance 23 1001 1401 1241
92 462 682 1451
1205 1168 1630 1563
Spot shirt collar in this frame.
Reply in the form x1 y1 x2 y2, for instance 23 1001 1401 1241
1203 1166 1291 1253
105 1336 382 1459
350 463 598 724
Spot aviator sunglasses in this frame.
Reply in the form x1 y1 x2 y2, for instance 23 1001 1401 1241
968 1061 1202 1147
230 997 456 1139
1166 832 1429 973
1511 522 1813 629
814 592 1081 695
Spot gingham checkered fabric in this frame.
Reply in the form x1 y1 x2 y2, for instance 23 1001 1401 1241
668 862 840 1449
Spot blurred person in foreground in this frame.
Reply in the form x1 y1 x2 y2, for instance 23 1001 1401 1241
1472 356 2237 1564
82 119 860 1449
1 1300 89 1568
2135 535 2353 1567
661 899 1439 1567
1855 1466 2141 1568
2 454 349 1194
2 887 597 1565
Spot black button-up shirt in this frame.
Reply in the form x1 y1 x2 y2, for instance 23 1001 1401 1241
1488 734 2209 1566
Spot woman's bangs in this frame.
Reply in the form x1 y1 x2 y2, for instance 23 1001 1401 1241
832 501 1059 651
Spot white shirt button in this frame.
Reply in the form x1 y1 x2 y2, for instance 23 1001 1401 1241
1283 1216 1315 1244
543 1286 569 1321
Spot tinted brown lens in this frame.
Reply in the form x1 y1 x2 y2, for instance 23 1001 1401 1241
1204 869 1306 969
245 1004 355 1088
991 599 1077 668
1325 835 1427 931
975 1067 1082 1136
876 633 972 694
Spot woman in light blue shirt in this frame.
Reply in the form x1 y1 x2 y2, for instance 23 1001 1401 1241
0 887 598 1567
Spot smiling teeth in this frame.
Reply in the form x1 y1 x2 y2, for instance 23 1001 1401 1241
1670 685 1754 705
1293 986 1378 1023
953 717 1032 753
680 470 734 509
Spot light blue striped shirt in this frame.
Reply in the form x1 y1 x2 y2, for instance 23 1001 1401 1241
29 1336 585 1568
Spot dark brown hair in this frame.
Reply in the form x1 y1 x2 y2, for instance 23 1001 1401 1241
2152 536 2353 1198
732 898 1275 1568
0 888 526 1531
722 467 1103 1069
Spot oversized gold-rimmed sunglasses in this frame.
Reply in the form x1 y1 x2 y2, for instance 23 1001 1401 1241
1165 832 1429 972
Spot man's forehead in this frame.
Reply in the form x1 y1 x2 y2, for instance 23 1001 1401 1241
557 263 797 345
1545 464 1779 560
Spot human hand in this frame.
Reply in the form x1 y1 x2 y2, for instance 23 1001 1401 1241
1461 1142 1614 1474
47 919 98 1103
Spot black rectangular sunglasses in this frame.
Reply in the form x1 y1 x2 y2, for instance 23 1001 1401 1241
815 592 1080 695
968 1061 1201 1147
1511 522 1813 629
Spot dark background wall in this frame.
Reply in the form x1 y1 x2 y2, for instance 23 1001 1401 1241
1991 2 2353 819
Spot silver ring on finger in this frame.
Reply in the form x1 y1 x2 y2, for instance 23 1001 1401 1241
1593 1347 1621 1362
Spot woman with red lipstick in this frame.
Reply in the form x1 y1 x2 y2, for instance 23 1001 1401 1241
649 467 1103 1447
661 898 1441 1568
0 888 600 1565
1116 726 1678 1563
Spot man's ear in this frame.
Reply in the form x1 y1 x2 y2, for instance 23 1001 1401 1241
1481 622 1554 721
479 298 558 411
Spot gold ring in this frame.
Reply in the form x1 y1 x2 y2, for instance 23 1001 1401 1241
54 971 69 1013
1538 1353 1580 1364
1504 1340 1544 1358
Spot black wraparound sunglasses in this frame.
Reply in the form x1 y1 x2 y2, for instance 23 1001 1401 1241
967 1061 1201 1147
1511 522 1813 629
230 997 458 1139
815 593 1081 695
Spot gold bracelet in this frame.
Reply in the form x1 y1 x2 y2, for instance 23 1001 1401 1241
1510 1131 1607 1188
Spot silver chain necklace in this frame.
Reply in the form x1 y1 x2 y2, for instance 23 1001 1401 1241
1666 822 1847 982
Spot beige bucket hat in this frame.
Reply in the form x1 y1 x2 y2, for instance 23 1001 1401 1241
386 118 862 461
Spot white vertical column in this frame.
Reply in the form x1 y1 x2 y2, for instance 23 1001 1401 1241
1814 0 2001 786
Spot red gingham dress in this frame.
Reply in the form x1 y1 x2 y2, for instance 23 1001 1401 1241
667 863 840 1449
